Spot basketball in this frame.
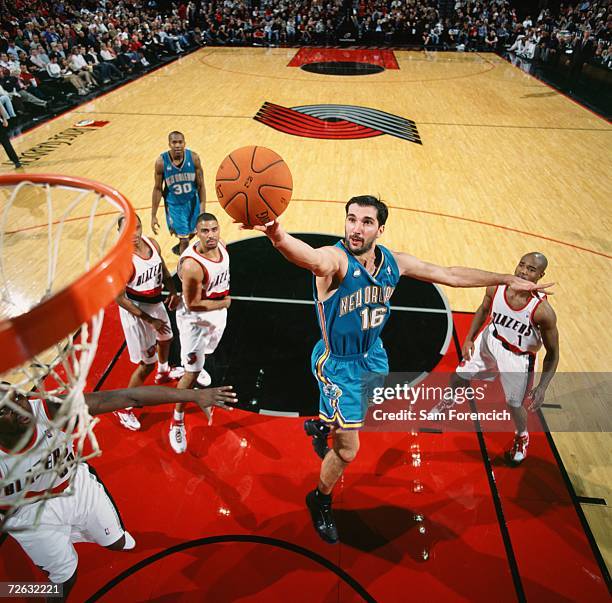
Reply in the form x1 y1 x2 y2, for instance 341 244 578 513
215 146 293 226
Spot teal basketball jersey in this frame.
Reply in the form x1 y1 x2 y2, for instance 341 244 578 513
162 149 199 205
313 241 400 356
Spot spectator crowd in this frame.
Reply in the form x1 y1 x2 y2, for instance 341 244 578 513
505 3 610 71
0 0 610 129
0 0 207 127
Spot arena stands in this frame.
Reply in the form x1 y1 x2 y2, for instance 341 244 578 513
0 0 609 132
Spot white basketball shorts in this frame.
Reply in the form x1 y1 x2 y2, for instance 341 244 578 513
176 303 227 372
456 328 535 407
5 463 125 584
119 301 172 365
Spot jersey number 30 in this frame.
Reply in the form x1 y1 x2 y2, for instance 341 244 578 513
172 182 193 195
360 307 387 330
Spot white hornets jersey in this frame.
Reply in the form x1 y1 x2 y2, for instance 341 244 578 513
0 400 75 510
178 240 230 302
487 285 545 354
125 236 164 304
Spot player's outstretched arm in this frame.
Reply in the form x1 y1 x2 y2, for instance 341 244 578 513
242 220 346 277
151 156 164 234
393 252 554 293
84 385 237 416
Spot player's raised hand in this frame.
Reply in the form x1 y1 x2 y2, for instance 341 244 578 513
151 215 160 235
506 276 554 295
192 385 237 412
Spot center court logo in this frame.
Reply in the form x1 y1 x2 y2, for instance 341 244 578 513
254 102 421 144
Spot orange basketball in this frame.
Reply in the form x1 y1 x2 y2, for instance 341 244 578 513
215 146 293 226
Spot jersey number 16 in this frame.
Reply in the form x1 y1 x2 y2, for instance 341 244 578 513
360 307 387 330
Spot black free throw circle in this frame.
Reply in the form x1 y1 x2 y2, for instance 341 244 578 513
300 61 384 76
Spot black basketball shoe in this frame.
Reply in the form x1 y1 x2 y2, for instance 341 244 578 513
304 419 331 460
306 489 339 544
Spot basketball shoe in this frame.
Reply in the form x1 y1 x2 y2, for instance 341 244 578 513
304 419 331 459
506 433 529 465
306 489 339 544
429 399 454 416
122 531 136 550
155 366 185 384
114 409 141 431
169 421 187 454
429 392 460 416
197 368 212 387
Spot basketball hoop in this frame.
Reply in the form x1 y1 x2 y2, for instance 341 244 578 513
0 174 136 525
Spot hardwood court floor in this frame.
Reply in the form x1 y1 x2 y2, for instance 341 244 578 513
2 48 611 576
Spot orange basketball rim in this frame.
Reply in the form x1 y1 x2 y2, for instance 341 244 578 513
0 173 136 374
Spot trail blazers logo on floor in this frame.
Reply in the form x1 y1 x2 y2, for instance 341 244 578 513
254 102 421 144
2 120 109 166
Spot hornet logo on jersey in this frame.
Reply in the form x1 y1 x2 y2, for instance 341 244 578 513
255 102 421 144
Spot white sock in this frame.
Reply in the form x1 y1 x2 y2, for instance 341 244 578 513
122 531 136 550
158 361 169 373
173 410 184 423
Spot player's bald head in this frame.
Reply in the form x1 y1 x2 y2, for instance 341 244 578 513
522 252 548 272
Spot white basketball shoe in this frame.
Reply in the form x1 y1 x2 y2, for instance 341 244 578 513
169 421 187 454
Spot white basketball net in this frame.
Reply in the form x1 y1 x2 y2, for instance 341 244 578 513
0 179 127 528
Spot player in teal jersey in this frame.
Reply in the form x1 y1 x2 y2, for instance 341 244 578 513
152 131 206 255
247 195 552 544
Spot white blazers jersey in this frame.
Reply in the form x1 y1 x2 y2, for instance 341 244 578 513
487 285 545 354
178 240 230 302
0 400 75 510
125 236 164 304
